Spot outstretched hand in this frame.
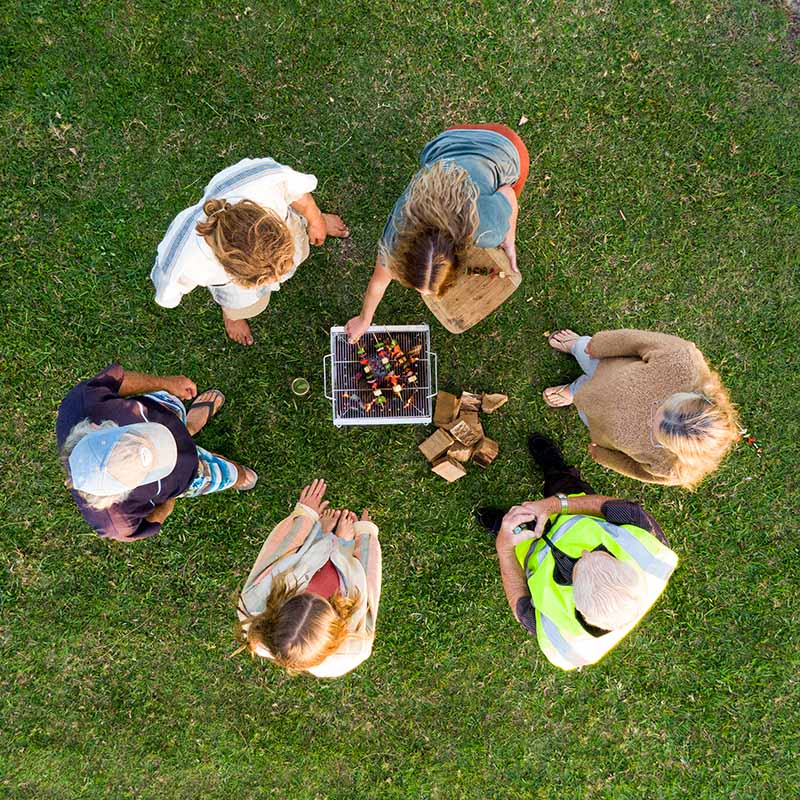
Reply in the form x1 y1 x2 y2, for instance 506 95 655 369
299 478 329 515
345 315 370 344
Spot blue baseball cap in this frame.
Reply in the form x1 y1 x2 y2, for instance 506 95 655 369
68 423 178 497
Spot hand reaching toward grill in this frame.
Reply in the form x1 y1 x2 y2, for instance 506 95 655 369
299 478 329 515
345 315 370 344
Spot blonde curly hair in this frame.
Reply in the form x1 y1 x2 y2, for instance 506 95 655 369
196 198 295 288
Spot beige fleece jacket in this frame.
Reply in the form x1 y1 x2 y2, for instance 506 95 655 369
573 330 712 484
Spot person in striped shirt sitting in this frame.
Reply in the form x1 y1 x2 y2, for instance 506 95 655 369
234 479 381 678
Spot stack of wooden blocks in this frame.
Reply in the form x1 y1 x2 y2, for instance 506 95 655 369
418 391 508 482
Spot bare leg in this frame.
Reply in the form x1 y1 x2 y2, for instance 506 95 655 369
222 310 255 346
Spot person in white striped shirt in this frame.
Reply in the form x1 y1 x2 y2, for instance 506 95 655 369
151 158 348 345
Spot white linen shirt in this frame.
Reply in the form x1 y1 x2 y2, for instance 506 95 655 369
150 158 317 310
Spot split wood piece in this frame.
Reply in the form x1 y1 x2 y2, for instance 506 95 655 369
472 437 500 468
448 442 475 462
419 428 454 462
459 411 484 440
421 246 521 334
481 393 509 413
431 455 467 483
433 391 462 428
449 418 483 447
459 392 482 413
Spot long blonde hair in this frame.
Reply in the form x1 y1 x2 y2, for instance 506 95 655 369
655 371 740 488
383 161 479 297
234 575 360 673
196 198 295 288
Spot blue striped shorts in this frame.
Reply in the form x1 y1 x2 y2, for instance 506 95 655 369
144 391 239 497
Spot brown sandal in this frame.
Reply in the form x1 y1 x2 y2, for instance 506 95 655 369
186 389 226 434
543 384 574 408
546 329 582 353
235 466 258 491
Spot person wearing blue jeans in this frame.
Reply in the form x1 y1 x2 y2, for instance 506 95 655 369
544 333 598 425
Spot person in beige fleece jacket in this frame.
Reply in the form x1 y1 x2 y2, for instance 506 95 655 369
542 329 739 488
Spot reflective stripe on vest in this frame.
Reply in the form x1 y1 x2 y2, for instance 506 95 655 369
524 515 674 582
523 515 582 578
521 515 678 671
538 610 592 669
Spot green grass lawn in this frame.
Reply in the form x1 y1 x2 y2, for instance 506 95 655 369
2 0 799 797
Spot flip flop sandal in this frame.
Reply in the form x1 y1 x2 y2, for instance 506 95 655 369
547 330 582 353
236 467 258 491
187 389 226 429
543 384 574 407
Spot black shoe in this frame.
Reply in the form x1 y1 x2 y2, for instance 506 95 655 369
475 507 507 537
527 432 568 471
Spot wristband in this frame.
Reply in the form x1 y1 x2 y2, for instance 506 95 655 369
555 493 569 513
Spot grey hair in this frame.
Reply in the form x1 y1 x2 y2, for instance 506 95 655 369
60 419 133 510
573 551 646 631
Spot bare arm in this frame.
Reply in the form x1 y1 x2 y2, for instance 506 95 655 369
118 370 197 400
290 192 326 245
146 498 176 524
497 185 519 273
495 539 532 625
345 256 394 343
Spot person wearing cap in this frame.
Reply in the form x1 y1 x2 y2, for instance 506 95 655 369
56 364 258 541
475 433 678 670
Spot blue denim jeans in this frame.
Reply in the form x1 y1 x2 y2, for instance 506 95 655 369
567 336 599 427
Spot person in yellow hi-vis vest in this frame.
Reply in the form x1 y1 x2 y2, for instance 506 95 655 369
476 433 678 670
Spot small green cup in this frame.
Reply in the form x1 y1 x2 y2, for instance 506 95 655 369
291 377 310 396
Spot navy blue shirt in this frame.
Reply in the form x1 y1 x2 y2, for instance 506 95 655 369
56 365 199 541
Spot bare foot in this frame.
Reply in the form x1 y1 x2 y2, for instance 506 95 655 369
543 384 574 408
186 389 225 436
334 509 358 541
233 464 258 491
223 314 255 346
323 213 349 238
320 508 342 534
547 329 581 353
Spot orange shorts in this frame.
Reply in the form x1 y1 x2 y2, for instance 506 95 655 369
445 123 530 198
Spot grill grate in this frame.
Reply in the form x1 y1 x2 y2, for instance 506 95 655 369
325 326 437 426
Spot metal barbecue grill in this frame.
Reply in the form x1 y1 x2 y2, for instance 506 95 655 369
324 325 437 427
